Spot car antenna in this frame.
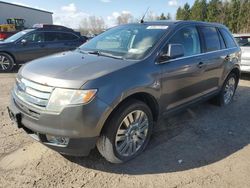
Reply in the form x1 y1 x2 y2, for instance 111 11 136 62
140 7 150 23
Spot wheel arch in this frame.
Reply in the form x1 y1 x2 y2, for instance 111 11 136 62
0 51 16 64
230 67 240 84
99 92 160 135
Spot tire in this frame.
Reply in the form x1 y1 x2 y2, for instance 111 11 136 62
212 73 238 106
97 99 153 163
0 52 15 72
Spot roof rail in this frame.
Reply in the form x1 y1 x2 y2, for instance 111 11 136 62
32 24 73 31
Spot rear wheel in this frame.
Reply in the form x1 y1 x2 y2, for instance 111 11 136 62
213 73 238 106
97 99 153 163
0 52 14 72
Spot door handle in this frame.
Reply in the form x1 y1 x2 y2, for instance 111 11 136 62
197 62 204 68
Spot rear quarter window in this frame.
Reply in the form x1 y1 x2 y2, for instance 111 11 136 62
200 27 221 52
219 28 237 48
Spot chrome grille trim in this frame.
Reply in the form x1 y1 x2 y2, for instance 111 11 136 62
18 78 53 93
25 87 51 100
14 78 54 108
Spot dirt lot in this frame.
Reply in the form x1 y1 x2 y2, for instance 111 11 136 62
0 73 250 188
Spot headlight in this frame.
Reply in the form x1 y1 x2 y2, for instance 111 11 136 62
47 88 97 112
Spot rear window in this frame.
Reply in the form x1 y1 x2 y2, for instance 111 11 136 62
234 36 250 47
219 28 237 48
200 27 221 52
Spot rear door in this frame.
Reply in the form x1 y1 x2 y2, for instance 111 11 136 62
196 26 226 95
44 32 81 54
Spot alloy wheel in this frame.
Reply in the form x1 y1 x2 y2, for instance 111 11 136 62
115 110 149 157
224 77 236 104
0 55 11 71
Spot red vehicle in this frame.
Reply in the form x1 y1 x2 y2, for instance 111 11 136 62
0 31 15 40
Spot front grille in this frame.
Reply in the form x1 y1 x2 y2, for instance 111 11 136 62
14 78 54 109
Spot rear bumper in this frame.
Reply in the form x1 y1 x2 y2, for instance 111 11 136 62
8 91 110 156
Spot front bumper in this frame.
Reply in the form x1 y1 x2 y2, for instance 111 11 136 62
8 92 110 156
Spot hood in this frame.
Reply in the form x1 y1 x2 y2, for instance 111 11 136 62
0 41 13 47
19 51 135 88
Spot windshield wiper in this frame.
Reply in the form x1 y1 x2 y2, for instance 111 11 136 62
88 50 124 60
76 48 88 54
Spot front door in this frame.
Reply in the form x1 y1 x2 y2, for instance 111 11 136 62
14 32 48 63
159 26 208 112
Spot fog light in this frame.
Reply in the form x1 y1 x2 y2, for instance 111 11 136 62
46 135 69 146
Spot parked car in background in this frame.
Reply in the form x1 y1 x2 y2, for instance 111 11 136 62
234 34 250 73
0 24 87 72
8 21 241 163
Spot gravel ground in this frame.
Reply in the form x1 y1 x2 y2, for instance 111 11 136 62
0 73 250 188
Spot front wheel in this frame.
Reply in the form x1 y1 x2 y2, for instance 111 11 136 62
97 99 153 163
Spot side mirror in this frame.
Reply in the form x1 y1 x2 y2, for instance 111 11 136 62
21 39 27 45
158 44 184 63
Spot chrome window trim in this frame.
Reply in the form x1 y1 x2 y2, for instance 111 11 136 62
157 47 238 64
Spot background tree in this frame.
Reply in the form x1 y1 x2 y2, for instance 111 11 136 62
190 0 207 21
227 0 240 33
166 13 172 20
157 13 171 20
175 0 250 33
176 7 183 20
238 0 248 33
206 0 221 22
182 3 191 20
116 12 134 25
159 13 167 20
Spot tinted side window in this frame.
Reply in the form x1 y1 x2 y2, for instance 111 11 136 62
200 27 221 52
60 33 79 41
168 26 201 56
219 28 237 48
44 32 79 42
23 32 44 43
44 32 62 42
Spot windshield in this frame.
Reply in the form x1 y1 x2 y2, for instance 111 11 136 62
79 24 168 60
4 29 34 42
234 36 250 47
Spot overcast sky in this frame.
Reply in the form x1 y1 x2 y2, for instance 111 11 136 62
3 0 195 28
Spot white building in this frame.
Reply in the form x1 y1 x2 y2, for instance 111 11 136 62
0 1 53 28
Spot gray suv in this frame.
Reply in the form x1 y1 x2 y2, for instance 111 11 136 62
8 21 241 163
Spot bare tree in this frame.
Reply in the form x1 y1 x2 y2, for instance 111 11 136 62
79 18 89 35
89 16 106 34
79 16 106 35
146 11 158 21
116 12 134 25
